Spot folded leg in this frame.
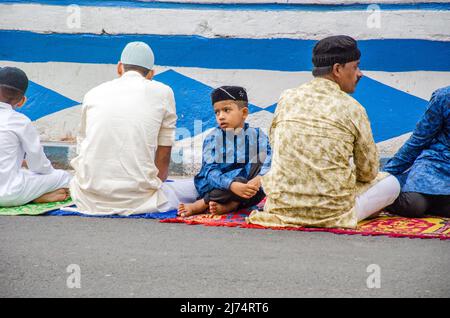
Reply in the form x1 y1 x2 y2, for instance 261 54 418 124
428 195 450 217
385 192 429 218
159 178 199 212
204 176 265 209
356 175 401 221
1 169 72 207
385 192 450 218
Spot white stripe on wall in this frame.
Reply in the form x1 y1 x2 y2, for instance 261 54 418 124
0 4 449 40
2 60 449 105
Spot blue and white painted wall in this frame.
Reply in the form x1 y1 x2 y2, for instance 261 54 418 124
0 0 449 171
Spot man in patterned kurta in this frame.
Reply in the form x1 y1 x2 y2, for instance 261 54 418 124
248 35 400 229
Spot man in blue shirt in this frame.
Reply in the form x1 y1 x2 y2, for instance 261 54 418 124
384 86 450 217
178 86 272 217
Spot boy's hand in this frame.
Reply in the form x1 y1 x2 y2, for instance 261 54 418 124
247 176 262 189
230 182 259 199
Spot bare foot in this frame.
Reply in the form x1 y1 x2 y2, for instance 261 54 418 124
33 188 69 204
177 199 209 217
209 201 240 215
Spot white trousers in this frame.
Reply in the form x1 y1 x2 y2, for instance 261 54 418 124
0 169 72 207
64 177 199 215
160 177 400 218
158 178 199 212
355 175 401 221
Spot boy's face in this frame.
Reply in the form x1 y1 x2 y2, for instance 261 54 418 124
213 100 248 130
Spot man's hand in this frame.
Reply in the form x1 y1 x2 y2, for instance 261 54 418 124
230 182 259 199
247 175 262 189
155 146 171 182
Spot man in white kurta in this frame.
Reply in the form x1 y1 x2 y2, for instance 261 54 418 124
70 42 197 215
0 67 71 207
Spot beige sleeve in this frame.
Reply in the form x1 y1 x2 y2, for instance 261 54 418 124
158 88 177 146
352 105 379 183
269 90 288 144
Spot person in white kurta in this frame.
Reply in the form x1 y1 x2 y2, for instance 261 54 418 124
69 42 198 215
0 68 71 207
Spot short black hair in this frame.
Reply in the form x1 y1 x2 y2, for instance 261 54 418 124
0 85 24 105
234 100 248 109
312 65 334 77
123 64 151 77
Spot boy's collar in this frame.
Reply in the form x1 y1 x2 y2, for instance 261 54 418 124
0 101 13 110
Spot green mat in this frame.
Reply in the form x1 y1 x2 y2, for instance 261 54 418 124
0 198 73 216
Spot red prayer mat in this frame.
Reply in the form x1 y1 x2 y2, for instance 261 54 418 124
161 210 450 240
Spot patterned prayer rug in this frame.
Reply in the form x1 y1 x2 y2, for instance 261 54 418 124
161 210 450 240
0 201 177 219
2 200 448 240
0 198 73 216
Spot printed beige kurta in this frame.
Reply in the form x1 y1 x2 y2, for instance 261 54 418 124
248 77 386 229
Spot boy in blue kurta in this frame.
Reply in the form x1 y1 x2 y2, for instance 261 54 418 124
178 86 272 217
384 86 450 217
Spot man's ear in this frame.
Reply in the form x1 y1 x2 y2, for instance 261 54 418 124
242 106 249 119
331 63 342 79
145 69 155 80
16 96 27 108
117 62 124 77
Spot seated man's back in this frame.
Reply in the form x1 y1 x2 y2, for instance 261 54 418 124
71 71 176 214
248 35 399 229
257 77 379 228
70 42 179 214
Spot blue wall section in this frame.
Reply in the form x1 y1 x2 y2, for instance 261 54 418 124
147 70 264 140
158 72 428 142
2 0 450 11
353 77 427 142
225 77 427 143
19 69 427 142
1 31 449 72
17 81 79 121
154 70 216 139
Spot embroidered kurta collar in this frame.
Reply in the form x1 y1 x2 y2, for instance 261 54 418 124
311 77 342 92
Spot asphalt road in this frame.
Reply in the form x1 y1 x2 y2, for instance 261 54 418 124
0 215 449 298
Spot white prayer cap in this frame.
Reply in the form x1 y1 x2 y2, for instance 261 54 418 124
120 41 154 70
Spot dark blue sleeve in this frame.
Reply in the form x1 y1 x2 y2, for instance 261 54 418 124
201 131 234 190
384 89 445 175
